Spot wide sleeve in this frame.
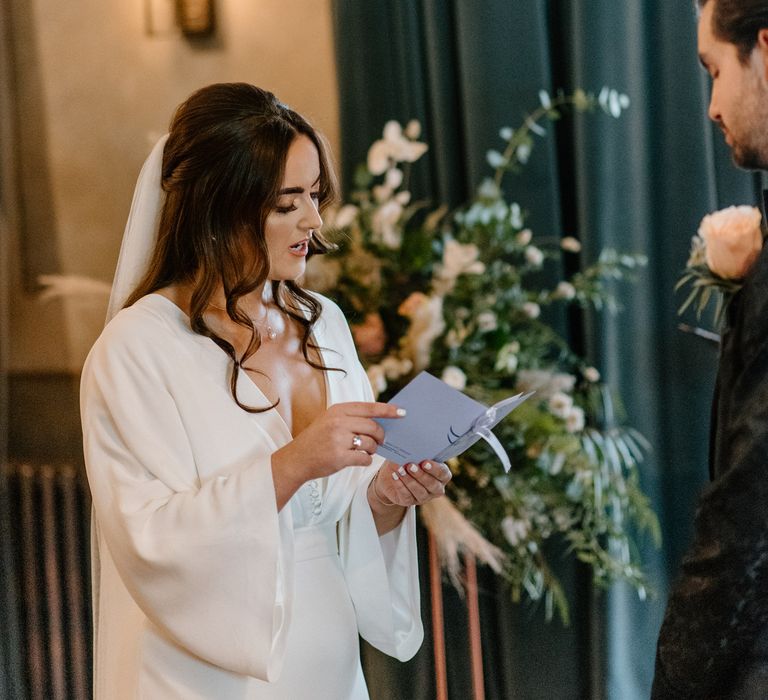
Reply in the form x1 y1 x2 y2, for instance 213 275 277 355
338 468 423 660
81 318 293 682
651 285 768 698
334 324 423 661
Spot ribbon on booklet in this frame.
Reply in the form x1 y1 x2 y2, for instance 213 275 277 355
374 371 534 472
432 392 533 472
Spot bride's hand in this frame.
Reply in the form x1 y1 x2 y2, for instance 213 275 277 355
370 459 452 508
272 401 404 484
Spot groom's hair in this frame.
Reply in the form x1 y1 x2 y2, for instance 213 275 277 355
698 0 768 62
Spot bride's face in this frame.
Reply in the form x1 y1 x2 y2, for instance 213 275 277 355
264 135 323 281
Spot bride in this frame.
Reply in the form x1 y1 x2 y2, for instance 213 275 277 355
81 82 451 699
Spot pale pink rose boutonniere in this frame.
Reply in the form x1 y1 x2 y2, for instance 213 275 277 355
676 205 765 325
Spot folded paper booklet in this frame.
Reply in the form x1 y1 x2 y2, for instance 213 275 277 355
374 371 534 471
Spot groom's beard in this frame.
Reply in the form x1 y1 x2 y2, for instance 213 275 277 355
731 135 768 171
732 144 768 171
728 78 768 171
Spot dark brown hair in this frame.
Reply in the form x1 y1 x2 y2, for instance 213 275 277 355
125 83 340 412
698 0 768 62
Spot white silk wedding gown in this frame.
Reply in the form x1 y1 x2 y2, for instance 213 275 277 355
81 293 423 699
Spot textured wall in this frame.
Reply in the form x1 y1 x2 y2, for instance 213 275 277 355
7 0 340 373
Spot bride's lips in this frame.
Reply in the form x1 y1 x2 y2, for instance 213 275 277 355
288 238 310 256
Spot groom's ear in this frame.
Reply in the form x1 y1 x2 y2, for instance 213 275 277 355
757 28 768 79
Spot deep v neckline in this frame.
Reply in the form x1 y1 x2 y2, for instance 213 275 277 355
144 293 331 440
240 332 331 440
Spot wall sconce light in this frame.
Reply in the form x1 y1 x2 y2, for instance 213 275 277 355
145 0 215 38
177 0 215 37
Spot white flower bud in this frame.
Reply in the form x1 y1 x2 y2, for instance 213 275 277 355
441 365 467 390
522 301 540 319
584 367 600 383
555 281 576 300
525 246 544 267
560 236 582 253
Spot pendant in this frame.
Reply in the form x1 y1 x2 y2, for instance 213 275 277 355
266 326 277 341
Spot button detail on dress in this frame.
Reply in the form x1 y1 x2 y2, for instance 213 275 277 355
308 479 322 517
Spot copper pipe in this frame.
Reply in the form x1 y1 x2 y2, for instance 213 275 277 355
428 531 448 700
464 553 485 700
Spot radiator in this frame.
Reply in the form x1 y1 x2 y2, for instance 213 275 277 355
5 462 92 700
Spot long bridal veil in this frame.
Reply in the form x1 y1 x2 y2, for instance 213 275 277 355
105 134 169 323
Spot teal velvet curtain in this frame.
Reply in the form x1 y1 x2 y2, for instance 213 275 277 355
333 1 762 698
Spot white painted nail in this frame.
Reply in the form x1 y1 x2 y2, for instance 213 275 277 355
423 461 432 470
396 407 407 417
392 472 400 481
409 463 419 473
398 466 406 476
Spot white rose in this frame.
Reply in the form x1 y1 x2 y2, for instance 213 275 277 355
698 205 763 280
441 365 467 390
565 406 585 433
522 301 540 319
477 311 498 332
548 391 573 419
525 246 544 267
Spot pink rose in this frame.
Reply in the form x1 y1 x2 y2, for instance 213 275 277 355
698 205 763 280
351 313 387 356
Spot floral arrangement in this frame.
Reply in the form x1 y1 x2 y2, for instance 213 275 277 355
306 88 659 622
677 205 765 326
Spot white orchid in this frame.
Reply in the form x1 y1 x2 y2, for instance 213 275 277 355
372 200 404 249
366 140 391 176
385 167 403 189
366 120 429 175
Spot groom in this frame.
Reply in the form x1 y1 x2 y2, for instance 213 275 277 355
652 1 768 697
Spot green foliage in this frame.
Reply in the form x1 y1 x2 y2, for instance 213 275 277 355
306 90 657 622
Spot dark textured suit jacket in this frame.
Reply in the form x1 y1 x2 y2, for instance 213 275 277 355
652 241 768 699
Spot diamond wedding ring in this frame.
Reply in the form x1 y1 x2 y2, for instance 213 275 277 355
352 435 363 450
